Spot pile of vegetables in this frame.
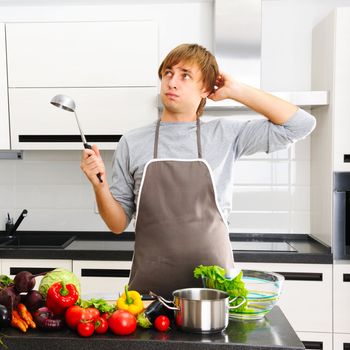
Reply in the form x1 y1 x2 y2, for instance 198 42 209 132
194 265 249 312
0 267 174 337
0 272 44 332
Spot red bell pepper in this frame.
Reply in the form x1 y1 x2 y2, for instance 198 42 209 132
46 282 79 315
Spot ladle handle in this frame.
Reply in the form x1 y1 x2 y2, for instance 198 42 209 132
84 143 103 183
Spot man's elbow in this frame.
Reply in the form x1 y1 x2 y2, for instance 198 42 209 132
109 225 126 235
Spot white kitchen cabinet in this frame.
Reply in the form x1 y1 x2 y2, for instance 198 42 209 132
333 263 350 334
9 87 157 150
5 21 158 150
312 7 350 172
296 332 332 350
0 23 10 150
311 7 350 247
6 21 158 88
334 333 350 350
72 260 132 297
1 258 72 290
235 262 332 333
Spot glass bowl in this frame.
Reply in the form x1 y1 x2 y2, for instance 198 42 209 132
203 269 284 320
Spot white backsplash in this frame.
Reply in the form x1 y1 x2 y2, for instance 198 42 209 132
0 133 311 234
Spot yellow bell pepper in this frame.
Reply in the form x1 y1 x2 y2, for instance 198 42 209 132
117 285 144 316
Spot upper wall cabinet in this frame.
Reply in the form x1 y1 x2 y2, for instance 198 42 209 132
9 87 157 150
5 21 158 150
6 21 158 87
0 23 10 150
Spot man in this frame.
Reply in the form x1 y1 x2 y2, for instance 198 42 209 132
81 44 316 297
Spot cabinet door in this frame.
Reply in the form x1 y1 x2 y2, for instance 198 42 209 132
2 259 72 290
73 260 132 297
333 263 350 333
6 21 158 88
334 333 350 350
0 23 10 149
235 262 332 333
9 87 157 150
333 8 350 171
296 332 332 350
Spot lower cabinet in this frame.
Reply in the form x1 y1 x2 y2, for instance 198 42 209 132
333 263 350 334
235 262 333 334
334 333 350 350
72 260 132 298
297 331 333 350
1 258 72 290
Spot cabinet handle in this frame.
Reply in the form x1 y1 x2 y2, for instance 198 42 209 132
344 343 350 350
302 340 323 349
10 267 55 275
343 274 350 282
81 269 130 278
18 135 122 143
277 272 323 281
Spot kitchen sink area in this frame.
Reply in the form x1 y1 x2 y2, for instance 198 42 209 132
0 234 76 249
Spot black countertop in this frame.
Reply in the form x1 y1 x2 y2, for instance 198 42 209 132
0 306 304 350
0 231 332 264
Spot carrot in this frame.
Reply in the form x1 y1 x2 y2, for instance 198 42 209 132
17 303 36 329
11 310 28 332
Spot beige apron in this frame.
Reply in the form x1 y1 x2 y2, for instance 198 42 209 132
128 118 234 298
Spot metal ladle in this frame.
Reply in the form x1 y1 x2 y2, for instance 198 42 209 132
50 94 103 183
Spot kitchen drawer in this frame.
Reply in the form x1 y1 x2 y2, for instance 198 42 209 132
1 258 72 290
6 21 157 88
73 260 132 297
9 87 157 150
333 263 350 333
296 332 332 350
334 333 350 350
235 262 332 333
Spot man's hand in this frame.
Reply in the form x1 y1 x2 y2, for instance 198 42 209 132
80 144 106 186
208 72 237 101
208 71 298 125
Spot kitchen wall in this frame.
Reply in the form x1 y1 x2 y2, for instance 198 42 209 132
0 0 349 235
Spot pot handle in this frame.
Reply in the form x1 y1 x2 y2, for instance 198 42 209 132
149 291 180 311
228 296 246 310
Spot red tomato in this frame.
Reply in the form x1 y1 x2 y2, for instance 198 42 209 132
154 315 170 332
95 317 108 334
85 307 100 322
108 310 137 336
77 321 95 337
65 306 85 330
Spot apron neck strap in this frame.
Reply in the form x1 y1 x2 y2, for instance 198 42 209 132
153 118 202 159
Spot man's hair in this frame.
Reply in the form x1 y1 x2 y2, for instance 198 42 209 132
158 43 219 117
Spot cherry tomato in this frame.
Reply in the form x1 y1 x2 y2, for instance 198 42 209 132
101 312 111 320
77 321 95 337
154 315 170 332
65 306 85 330
95 317 108 334
108 310 137 336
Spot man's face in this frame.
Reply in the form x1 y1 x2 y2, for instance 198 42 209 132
160 61 209 116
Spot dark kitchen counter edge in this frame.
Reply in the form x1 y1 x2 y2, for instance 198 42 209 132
0 306 304 350
0 230 332 264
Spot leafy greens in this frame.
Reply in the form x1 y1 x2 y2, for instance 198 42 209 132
194 265 248 312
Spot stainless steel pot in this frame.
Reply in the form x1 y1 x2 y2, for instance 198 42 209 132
151 288 246 334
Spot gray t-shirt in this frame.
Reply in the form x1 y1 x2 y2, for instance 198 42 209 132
110 108 316 227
